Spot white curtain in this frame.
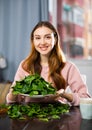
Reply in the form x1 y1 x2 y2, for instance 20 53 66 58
0 0 49 81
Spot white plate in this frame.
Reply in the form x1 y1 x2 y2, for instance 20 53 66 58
19 93 54 98
19 90 64 99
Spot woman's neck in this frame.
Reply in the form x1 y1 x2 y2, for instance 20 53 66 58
41 61 48 66
40 55 49 66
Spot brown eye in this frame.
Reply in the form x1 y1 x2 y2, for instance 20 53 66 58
34 36 40 40
46 36 51 39
45 35 52 40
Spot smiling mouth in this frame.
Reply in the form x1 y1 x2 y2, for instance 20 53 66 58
39 46 48 51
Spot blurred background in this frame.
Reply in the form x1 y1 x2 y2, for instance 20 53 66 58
0 0 92 95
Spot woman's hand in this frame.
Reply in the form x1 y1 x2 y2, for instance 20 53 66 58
56 89 73 102
56 89 65 96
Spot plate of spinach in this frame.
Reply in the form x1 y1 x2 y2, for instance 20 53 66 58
12 74 57 98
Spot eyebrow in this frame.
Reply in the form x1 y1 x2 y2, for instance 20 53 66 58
34 33 53 37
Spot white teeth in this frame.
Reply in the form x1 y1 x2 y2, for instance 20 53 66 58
40 46 48 51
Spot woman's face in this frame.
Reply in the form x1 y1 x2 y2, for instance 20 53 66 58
33 26 55 56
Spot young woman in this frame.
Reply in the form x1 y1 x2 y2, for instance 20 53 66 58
6 21 90 106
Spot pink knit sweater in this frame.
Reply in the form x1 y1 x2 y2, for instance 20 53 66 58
6 61 90 106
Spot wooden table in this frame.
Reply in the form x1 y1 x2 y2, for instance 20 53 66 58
0 106 92 130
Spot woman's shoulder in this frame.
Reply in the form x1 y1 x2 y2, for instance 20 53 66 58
16 60 24 71
64 61 76 68
17 60 29 74
18 60 25 67
62 60 78 74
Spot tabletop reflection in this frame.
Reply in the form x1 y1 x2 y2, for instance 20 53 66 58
1 106 92 130
10 107 81 130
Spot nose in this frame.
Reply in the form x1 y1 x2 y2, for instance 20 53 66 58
40 38 45 45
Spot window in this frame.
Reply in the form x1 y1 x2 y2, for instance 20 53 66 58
48 0 92 60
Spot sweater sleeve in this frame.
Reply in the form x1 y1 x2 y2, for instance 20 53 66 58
6 61 29 103
11 61 29 86
62 62 90 106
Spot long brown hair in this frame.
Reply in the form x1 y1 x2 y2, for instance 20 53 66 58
22 21 66 90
